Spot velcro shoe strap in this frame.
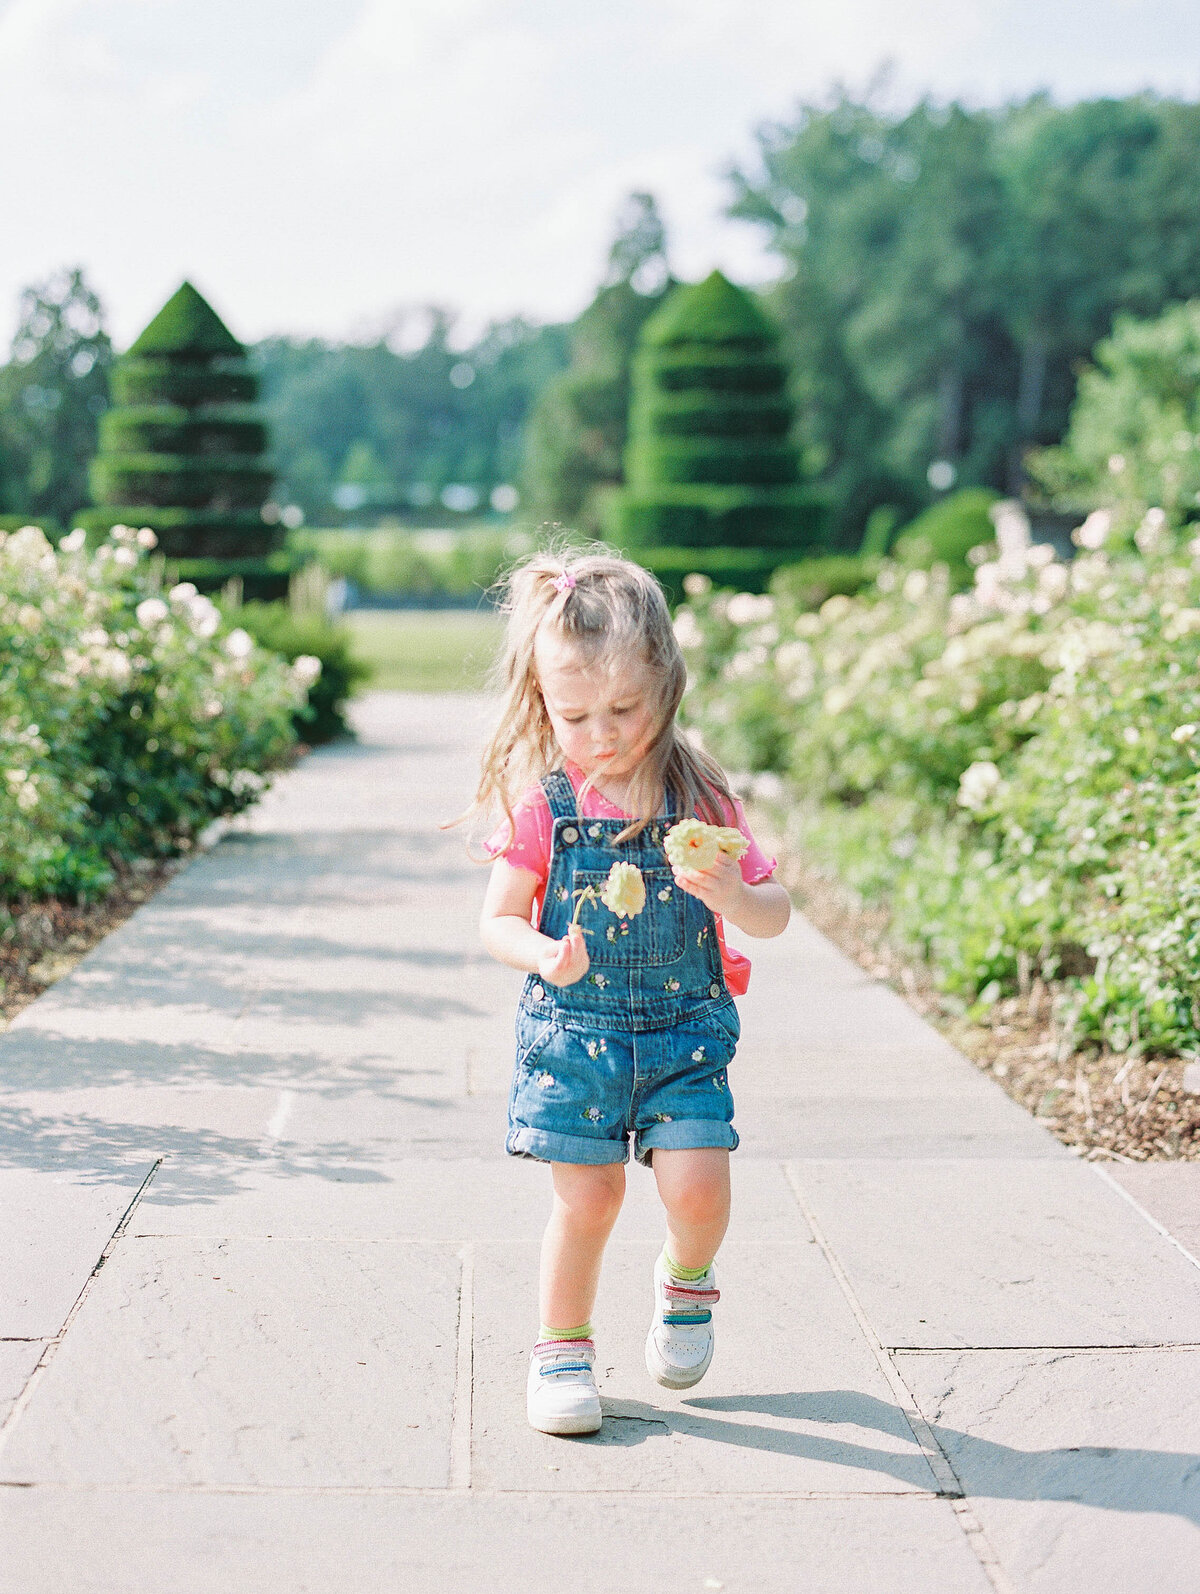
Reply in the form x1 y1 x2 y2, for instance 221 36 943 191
663 1283 720 1305
664 1310 712 1325
540 1361 595 1377
534 1338 595 1357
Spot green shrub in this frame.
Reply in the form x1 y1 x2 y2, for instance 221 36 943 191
676 518 1200 1058
612 271 825 560
633 545 780 604
769 553 880 609
891 488 999 587
0 523 302 901
289 525 532 601
231 601 369 743
1030 300 1200 533
0 515 61 538
87 281 281 581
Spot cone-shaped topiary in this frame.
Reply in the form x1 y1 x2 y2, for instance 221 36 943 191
610 271 824 567
81 282 285 591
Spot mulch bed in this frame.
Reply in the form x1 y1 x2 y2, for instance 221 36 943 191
766 840 1200 1163
0 857 185 1027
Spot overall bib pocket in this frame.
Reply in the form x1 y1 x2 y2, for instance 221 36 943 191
572 867 682 967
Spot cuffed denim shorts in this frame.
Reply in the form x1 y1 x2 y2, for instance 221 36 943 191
505 1000 741 1166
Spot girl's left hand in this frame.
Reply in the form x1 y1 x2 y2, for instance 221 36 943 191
672 851 745 918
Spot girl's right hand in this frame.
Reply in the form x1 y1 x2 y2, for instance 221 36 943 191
539 923 590 987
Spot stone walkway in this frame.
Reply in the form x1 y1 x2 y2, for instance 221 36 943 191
2 692 1198 1593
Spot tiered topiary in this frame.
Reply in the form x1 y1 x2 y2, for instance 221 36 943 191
608 270 825 594
81 282 287 595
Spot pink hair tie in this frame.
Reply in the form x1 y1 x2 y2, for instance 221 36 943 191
551 570 576 594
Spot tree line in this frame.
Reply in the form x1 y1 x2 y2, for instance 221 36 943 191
5 90 1200 543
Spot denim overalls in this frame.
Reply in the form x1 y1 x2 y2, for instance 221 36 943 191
506 770 742 1167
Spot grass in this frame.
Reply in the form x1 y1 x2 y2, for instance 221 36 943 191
344 608 503 692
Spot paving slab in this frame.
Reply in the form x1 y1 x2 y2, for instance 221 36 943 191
0 1489 993 1594
899 1348 1200 1591
791 1158 1200 1348
130 1156 805 1250
1107 1163 1200 1265
472 1240 939 1496
0 1341 42 1425
0 1235 462 1488
0 1163 153 1337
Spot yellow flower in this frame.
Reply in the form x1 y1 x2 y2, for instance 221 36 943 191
600 861 646 918
664 819 747 870
714 825 749 861
664 818 720 871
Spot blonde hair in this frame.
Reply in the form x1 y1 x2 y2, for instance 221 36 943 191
464 544 737 847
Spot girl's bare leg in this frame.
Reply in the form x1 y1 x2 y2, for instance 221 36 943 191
651 1147 730 1270
538 1162 626 1328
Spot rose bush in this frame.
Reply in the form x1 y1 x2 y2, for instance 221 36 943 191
0 524 305 902
677 512 1200 1059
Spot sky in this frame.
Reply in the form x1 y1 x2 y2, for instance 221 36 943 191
1 0 1199 350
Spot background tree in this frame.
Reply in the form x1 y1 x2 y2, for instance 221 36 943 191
522 192 674 531
0 268 112 527
731 90 1200 547
257 310 567 525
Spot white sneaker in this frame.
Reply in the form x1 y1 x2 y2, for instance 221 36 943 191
527 1338 602 1435
645 1254 720 1389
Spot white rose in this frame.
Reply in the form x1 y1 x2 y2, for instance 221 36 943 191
957 760 1002 812
168 582 198 604
136 598 169 627
292 654 322 685
186 597 220 638
224 627 254 660
136 527 158 549
16 604 42 632
726 592 775 626
60 527 87 553
1074 510 1112 551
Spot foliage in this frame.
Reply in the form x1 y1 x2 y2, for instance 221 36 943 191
767 552 880 609
231 600 368 743
0 523 303 902
732 91 1200 543
677 512 1200 1058
88 282 280 587
259 311 568 530
1030 300 1200 532
523 194 674 533
0 269 112 526
891 487 1000 586
290 524 535 602
611 270 824 560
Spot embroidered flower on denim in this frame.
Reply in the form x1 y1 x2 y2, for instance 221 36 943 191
697 925 709 945
535 1072 555 1090
712 1074 727 1091
653 1112 673 1123
582 1105 603 1122
587 824 602 839
664 977 681 993
657 886 672 901
691 1047 706 1062
589 973 609 989
555 886 569 903
584 1038 608 1060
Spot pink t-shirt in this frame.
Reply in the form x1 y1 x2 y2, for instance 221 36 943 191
486 764 776 995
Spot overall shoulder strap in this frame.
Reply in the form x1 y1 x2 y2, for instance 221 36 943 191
541 769 578 819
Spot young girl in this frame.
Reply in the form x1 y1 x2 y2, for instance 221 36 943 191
475 550 790 1435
